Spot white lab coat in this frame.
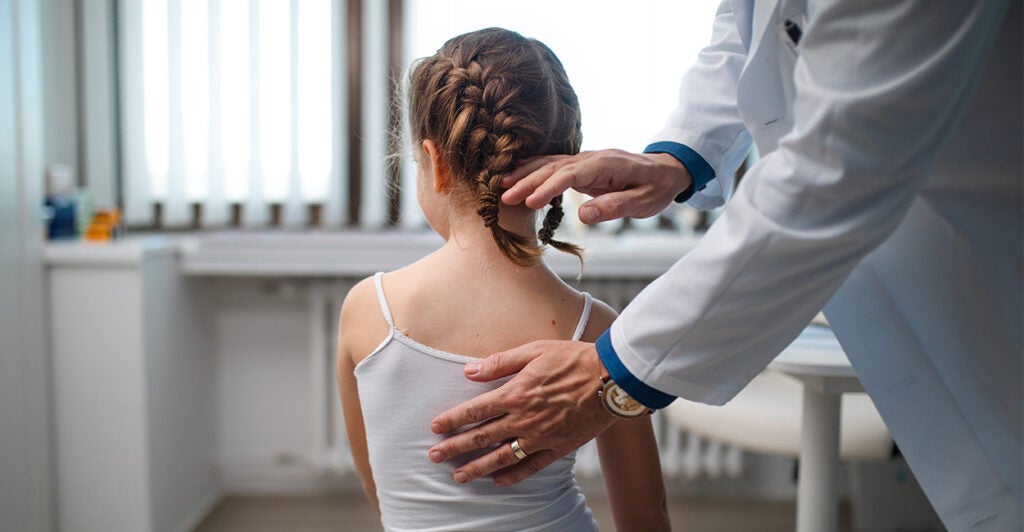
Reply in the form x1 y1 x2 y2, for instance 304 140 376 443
610 0 1022 528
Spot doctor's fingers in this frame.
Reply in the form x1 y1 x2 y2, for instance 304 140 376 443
499 155 574 199
465 340 552 382
428 415 519 465
489 424 608 485
578 187 664 224
492 451 563 486
429 386 509 436
455 445 558 486
521 154 627 210
429 365 561 462
501 155 583 208
522 148 678 211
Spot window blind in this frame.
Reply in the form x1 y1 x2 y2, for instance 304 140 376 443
119 0 396 229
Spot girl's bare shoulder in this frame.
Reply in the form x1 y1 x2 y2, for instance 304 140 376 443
338 275 391 364
579 296 618 344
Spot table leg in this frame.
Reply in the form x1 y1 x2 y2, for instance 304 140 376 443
797 386 841 532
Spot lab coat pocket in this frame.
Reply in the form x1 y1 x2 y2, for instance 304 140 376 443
776 13 806 56
775 12 805 110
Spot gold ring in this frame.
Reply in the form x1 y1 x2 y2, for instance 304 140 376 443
510 438 528 460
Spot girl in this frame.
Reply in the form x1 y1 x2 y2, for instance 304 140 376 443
337 27 669 531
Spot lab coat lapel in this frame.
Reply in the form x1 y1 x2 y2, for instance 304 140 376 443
729 0 755 50
735 0 810 154
749 0 779 58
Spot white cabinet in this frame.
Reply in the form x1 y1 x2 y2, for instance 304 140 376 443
45 238 218 532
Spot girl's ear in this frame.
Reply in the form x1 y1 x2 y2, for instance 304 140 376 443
422 139 454 192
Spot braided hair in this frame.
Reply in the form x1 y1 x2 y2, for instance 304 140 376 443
407 27 583 267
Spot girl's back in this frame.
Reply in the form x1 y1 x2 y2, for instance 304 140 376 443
337 27 669 532
375 255 593 357
349 267 603 531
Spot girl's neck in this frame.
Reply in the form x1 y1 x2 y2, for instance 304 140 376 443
438 203 551 275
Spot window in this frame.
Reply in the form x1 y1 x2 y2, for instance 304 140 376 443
399 0 721 230
120 0 348 228
119 0 720 230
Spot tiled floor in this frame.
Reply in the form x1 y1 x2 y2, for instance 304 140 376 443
194 491 852 531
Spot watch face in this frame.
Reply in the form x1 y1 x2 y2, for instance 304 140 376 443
603 381 647 417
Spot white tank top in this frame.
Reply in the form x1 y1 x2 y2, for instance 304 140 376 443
355 272 599 532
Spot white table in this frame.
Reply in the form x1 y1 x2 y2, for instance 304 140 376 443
769 325 862 532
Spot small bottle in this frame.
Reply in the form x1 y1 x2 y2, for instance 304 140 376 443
75 188 94 239
44 164 77 240
84 208 121 242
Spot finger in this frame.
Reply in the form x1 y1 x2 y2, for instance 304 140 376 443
492 451 559 486
465 342 547 382
522 161 590 210
429 387 509 435
451 439 530 483
577 188 649 224
499 156 562 188
428 418 515 463
500 157 571 205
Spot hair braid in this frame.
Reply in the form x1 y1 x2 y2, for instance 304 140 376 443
539 194 583 259
455 45 543 266
406 27 584 267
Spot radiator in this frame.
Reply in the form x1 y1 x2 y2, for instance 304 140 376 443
305 277 744 482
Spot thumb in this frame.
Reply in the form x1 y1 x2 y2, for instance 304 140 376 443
466 342 547 381
579 191 637 224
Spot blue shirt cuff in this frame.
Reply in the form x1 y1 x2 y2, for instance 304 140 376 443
643 141 715 203
596 330 676 410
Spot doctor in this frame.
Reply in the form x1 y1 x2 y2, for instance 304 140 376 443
427 0 1022 529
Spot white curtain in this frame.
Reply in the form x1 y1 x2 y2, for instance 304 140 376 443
120 0 349 228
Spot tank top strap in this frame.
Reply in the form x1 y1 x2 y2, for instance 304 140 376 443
571 293 593 342
373 272 395 329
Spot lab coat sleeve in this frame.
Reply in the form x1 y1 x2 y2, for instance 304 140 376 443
649 0 753 210
610 0 1012 406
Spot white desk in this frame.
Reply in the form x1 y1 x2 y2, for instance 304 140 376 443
769 325 862 532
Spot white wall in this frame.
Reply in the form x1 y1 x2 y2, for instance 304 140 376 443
37 0 118 207
39 0 78 177
212 278 359 493
76 0 118 207
0 0 55 529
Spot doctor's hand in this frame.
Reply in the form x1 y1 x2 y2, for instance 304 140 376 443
500 149 692 224
427 340 617 486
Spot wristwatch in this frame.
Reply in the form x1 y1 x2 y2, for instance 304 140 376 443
598 375 654 418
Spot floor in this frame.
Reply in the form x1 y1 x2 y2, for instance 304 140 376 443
194 491 852 531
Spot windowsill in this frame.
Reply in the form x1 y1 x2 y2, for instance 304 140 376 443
44 229 703 278
43 235 179 267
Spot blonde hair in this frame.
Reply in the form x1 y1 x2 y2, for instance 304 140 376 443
407 27 582 267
